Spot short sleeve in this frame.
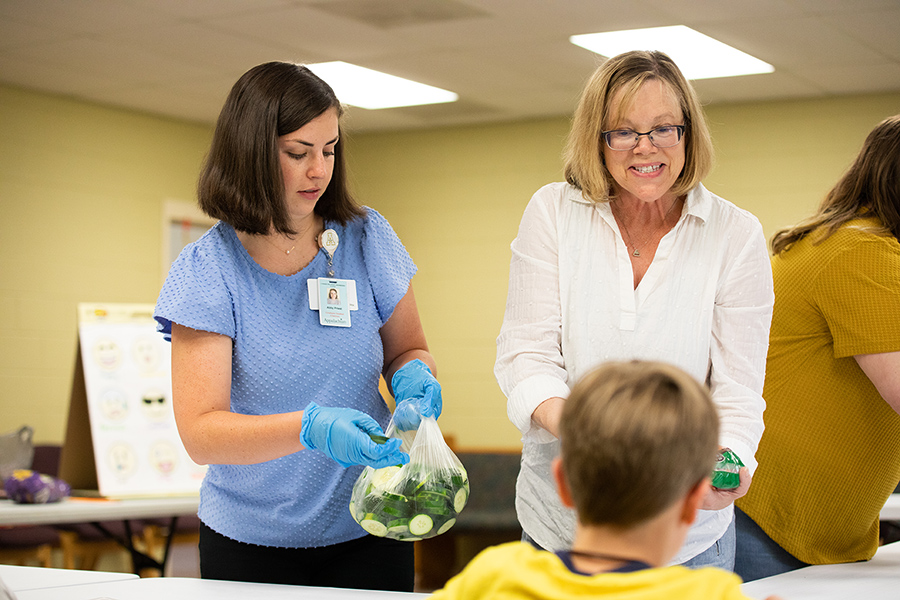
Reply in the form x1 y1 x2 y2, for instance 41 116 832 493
154 227 236 341
360 208 417 324
815 235 900 358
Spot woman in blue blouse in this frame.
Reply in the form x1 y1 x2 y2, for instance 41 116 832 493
154 62 441 592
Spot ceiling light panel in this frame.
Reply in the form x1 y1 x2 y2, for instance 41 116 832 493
307 61 458 109
570 25 775 80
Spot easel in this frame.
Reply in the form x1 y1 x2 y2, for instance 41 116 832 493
58 303 204 575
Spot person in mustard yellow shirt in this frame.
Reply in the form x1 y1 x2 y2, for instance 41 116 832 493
431 361 782 600
735 115 900 581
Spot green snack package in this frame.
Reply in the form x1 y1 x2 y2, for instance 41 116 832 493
711 448 744 489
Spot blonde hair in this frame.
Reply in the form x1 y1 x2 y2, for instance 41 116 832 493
563 50 714 203
771 114 900 254
559 360 718 527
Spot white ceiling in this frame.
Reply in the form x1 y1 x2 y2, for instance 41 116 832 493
2 0 899 133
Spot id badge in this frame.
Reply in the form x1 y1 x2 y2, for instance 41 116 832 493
315 278 351 327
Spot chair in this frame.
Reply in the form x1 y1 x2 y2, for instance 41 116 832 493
138 514 201 576
0 526 56 568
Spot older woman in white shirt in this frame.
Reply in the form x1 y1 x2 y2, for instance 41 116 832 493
494 50 774 570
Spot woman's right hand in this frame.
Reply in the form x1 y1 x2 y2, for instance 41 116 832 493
532 397 565 438
300 402 408 468
702 466 752 511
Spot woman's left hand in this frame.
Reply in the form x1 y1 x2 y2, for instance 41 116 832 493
701 466 752 510
391 359 442 423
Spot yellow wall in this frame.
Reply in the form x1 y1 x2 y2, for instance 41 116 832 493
704 93 900 237
2 82 898 450
0 85 212 443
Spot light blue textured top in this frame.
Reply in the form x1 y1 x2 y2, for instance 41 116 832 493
154 208 416 548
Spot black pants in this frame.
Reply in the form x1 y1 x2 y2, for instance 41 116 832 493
199 522 415 591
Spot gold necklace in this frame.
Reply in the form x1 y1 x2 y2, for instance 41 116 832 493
615 197 680 257
261 234 296 256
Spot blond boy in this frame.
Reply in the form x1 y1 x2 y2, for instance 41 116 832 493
431 361 781 599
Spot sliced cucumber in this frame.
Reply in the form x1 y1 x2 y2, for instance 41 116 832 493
417 501 449 512
387 525 409 536
416 490 450 502
359 516 388 537
408 514 434 536
370 466 402 488
368 433 390 444
382 504 409 518
453 488 468 513
437 518 457 535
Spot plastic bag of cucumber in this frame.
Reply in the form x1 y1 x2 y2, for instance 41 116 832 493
349 414 469 541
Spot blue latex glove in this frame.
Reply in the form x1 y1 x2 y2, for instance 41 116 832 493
300 402 408 468
391 359 442 430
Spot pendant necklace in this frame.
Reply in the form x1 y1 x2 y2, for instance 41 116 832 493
615 197 680 257
262 234 296 256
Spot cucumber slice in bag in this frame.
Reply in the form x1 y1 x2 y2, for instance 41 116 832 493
408 514 434 536
359 516 388 537
436 518 457 535
453 488 468 513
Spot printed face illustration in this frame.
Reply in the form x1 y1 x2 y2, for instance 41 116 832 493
107 442 136 478
132 337 160 372
149 441 178 475
92 339 122 371
99 388 129 422
141 389 169 421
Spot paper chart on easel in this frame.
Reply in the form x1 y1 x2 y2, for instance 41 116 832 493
73 302 205 498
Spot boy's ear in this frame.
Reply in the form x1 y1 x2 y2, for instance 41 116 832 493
552 457 576 509
681 477 711 525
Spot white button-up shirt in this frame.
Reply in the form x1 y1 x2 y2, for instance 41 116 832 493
495 181 774 563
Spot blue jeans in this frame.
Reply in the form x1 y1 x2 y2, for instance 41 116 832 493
734 505 809 582
679 514 736 571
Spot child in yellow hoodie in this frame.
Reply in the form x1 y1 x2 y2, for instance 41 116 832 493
431 360 782 600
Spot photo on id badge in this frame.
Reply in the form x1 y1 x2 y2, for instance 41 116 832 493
318 278 350 327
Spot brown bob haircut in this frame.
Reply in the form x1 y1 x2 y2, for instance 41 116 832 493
559 360 719 528
198 61 364 235
564 50 714 203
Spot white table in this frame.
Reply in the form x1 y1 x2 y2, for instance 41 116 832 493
12 577 431 599
880 493 900 521
741 540 900 599
0 496 199 527
0 496 199 575
0 564 136 593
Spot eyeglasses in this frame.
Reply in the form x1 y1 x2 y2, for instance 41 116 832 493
602 125 685 151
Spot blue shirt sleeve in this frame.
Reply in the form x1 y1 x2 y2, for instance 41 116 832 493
360 208 417 325
154 224 236 341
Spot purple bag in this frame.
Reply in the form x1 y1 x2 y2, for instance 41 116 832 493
3 469 71 504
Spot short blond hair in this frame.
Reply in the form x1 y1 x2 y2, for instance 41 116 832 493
563 50 714 203
559 360 718 527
